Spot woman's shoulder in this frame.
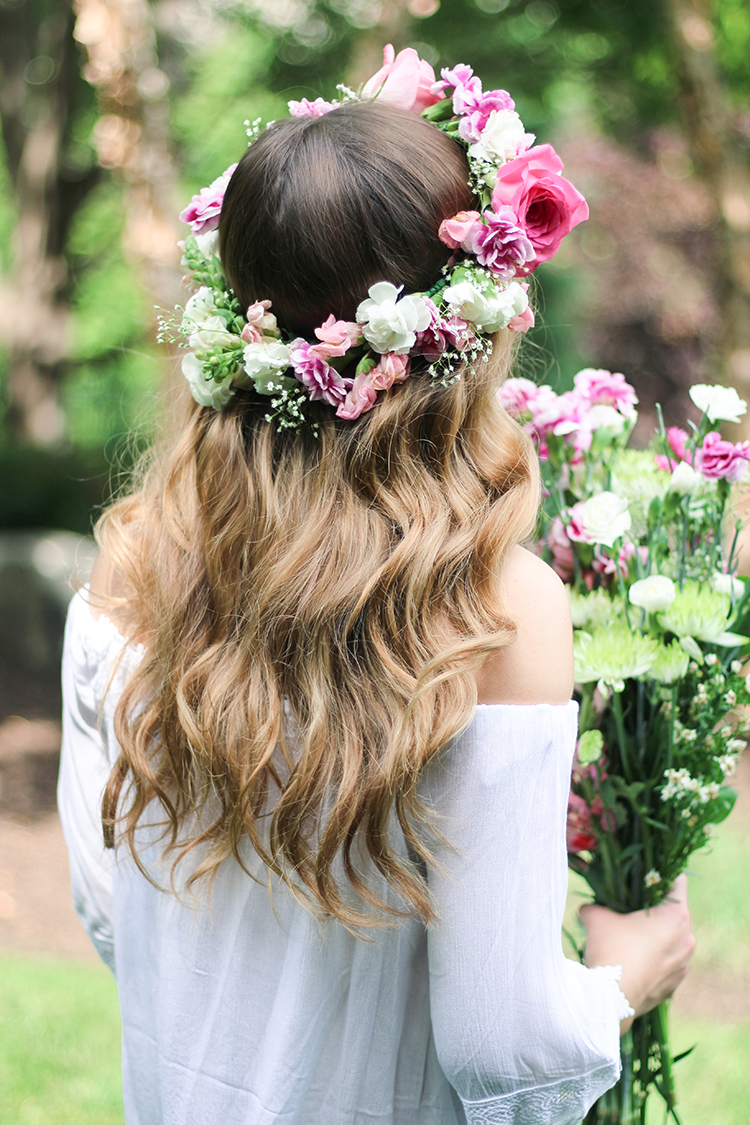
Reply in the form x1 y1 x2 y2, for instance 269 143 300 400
474 545 574 706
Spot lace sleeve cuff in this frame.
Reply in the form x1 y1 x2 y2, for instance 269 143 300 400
460 1063 620 1125
588 963 635 1021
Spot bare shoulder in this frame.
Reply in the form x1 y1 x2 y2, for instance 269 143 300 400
474 544 574 705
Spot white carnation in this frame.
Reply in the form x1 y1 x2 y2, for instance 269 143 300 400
581 492 631 548
356 282 431 355
468 109 534 164
689 383 747 424
443 278 528 333
242 341 293 392
582 404 627 437
629 575 676 613
182 351 234 409
668 461 701 495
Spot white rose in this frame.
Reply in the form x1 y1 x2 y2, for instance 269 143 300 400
581 491 631 547
629 575 676 613
356 282 431 355
467 109 534 164
689 383 747 424
194 229 220 258
182 351 234 409
242 341 292 392
668 460 701 495
711 571 745 599
182 286 216 332
189 315 238 352
443 278 527 332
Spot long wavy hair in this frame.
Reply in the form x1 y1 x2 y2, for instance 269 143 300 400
98 100 540 928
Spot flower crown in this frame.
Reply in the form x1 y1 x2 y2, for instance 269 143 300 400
173 45 588 428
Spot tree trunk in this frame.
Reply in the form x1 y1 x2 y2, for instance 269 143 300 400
0 0 99 443
664 0 750 422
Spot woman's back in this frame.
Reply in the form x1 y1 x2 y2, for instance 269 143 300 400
61 557 627 1125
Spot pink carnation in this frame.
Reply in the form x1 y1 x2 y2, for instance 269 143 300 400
456 88 516 145
695 431 750 483
573 369 638 416
288 98 337 118
497 377 539 418
336 370 378 421
654 427 690 471
415 298 473 361
492 144 588 271
563 500 591 544
547 516 575 581
566 793 597 853
474 207 534 279
361 44 440 114
529 388 586 442
179 164 238 235
290 340 350 407
592 542 648 581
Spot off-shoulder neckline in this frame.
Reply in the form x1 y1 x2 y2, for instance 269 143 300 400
71 588 576 713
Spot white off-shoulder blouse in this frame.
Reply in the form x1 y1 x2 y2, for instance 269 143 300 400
58 589 630 1125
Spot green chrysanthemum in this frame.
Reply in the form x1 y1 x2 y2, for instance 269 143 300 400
568 588 624 630
649 640 690 685
657 581 741 645
574 625 660 692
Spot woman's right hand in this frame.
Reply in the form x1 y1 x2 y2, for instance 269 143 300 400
579 874 695 1033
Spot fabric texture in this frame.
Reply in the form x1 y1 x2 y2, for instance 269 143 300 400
58 589 626 1125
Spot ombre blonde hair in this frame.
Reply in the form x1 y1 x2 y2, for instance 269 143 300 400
97 101 540 928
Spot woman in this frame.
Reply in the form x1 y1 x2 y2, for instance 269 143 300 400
59 56 693 1125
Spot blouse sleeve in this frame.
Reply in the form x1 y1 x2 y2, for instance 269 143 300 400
57 591 128 975
421 701 629 1125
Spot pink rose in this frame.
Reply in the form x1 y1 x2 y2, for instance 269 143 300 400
573 369 637 416
654 427 690 471
496 377 539 417
474 207 534 279
312 315 363 358
336 371 379 421
288 98 337 118
179 164 238 235
415 299 473 362
491 144 588 271
508 304 535 334
361 45 441 114
370 352 410 391
695 431 750 482
290 340 350 407
438 210 484 252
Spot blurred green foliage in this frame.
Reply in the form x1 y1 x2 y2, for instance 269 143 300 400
0 0 746 531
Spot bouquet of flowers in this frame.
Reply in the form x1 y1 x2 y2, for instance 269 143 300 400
500 371 750 1123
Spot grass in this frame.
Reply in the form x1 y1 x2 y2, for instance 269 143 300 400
0 956 123 1125
1 808 747 1123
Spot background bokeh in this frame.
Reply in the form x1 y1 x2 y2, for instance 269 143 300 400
0 3 749 1121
